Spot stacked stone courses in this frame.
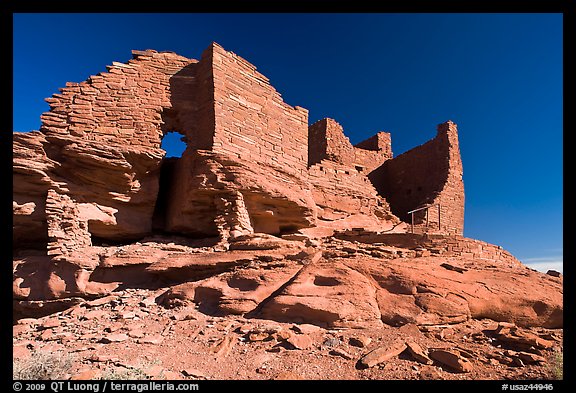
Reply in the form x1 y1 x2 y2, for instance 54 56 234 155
14 42 466 255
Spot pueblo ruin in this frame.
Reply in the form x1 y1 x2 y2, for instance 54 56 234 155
13 43 562 379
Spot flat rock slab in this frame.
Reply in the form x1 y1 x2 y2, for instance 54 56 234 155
358 339 407 368
349 335 372 348
406 341 433 365
146 252 258 280
100 333 129 344
137 334 164 345
329 348 354 360
429 349 473 373
86 295 118 308
287 334 313 350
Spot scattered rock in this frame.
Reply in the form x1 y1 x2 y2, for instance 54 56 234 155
212 335 236 358
39 329 56 341
358 339 407 368
127 328 145 338
329 348 354 360
13 324 32 336
429 348 473 373
237 324 253 334
88 354 120 363
505 350 547 365
182 368 207 379
248 332 270 342
287 334 313 350
349 335 372 348
100 333 129 344
292 323 322 335
70 369 102 380
440 263 468 274
145 365 166 379
86 295 117 308
38 317 60 329
419 365 444 380
138 334 164 345
406 341 433 365
494 325 554 350
83 310 107 320
273 329 292 341
546 270 561 277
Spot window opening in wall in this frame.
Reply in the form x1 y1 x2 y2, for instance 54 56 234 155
161 131 186 158
355 166 364 172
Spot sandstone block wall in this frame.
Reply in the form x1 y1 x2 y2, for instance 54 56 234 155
369 121 464 234
308 159 387 219
353 132 393 173
13 132 55 249
210 43 309 176
308 118 392 173
13 42 466 258
42 50 194 147
25 49 199 247
306 118 394 220
335 231 521 267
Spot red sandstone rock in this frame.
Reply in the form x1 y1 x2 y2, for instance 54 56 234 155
11 42 562 343
429 348 473 373
358 339 407 368
406 341 433 365
286 334 313 350
100 333 129 344
329 348 354 360
349 335 372 348
258 262 382 329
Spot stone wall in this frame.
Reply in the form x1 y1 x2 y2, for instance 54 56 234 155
353 132 393 173
45 190 91 258
13 132 55 249
334 231 521 267
369 121 464 234
41 50 193 147
210 43 309 176
308 118 392 173
306 118 394 221
27 50 199 244
13 43 464 257
308 159 388 219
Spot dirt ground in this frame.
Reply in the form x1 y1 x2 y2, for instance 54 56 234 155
12 287 563 381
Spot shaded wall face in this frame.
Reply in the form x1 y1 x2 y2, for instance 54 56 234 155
369 122 464 234
209 44 309 176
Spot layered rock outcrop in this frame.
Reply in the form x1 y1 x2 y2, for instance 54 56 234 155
13 43 561 333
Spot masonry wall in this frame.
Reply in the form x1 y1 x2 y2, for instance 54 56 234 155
308 159 384 217
308 118 355 166
308 118 392 173
306 119 394 219
369 121 464 234
25 50 199 246
353 132 393 173
41 50 194 148
334 232 521 268
209 43 309 176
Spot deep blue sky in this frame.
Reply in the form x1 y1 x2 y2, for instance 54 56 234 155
13 13 563 271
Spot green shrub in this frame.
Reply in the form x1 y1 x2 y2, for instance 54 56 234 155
550 352 563 380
